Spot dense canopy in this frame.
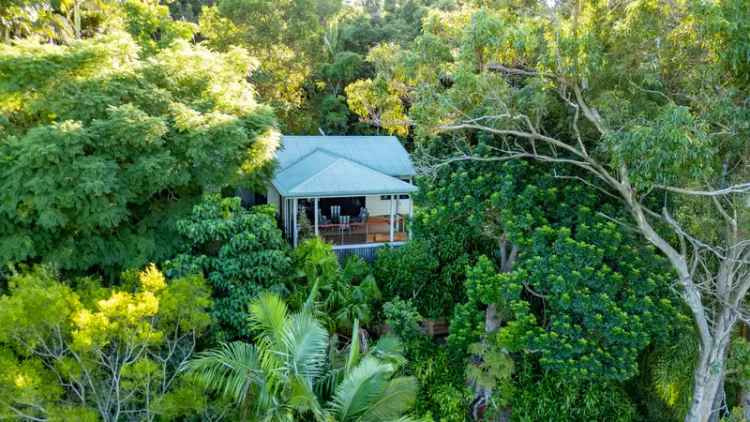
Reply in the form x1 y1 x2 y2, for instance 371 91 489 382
1 1 749 422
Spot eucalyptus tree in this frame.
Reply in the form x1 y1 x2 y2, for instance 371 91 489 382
0 32 278 277
188 292 419 421
347 1 750 420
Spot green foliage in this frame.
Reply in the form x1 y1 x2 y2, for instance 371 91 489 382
199 0 341 133
168 195 292 341
511 365 637 422
627 330 697 422
383 297 423 341
0 265 213 421
0 32 278 276
603 104 715 190
291 238 381 333
188 292 418 421
406 339 470 422
444 161 681 383
374 241 448 318
120 0 197 55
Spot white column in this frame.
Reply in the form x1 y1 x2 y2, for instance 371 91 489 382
314 197 319 237
408 194 413 239
395 195 400 232
293 198 298 247
389 195 395 243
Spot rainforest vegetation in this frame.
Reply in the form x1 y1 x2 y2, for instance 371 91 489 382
1 1 750 421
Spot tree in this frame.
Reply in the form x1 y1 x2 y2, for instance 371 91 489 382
349 2 750 420
199 0 341 133
0 0 195 46
167 195 292 341
0 264 213 421
188 292 419 421
0 32 278 277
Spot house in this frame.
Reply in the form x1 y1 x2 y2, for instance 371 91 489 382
267 135 418 259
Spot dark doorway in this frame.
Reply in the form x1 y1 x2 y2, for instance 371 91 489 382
318 197 365 219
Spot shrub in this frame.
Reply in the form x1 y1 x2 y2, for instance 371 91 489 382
167 195 292 340
374 240 448 317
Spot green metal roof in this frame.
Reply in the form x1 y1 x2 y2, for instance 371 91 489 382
276 136 416 176
272 149 418 198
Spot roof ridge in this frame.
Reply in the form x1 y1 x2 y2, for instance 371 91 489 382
285 155 344 192
315 147 402 177
288 158 417 196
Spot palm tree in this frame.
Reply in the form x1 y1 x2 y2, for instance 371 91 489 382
187 292 419 422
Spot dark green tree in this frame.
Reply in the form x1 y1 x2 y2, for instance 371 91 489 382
167 195 292 341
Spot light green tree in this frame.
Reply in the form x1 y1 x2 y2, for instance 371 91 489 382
0 265 214 421
199 0 341 133
0 32 278 276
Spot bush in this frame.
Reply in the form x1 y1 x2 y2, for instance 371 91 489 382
408 340 471 422
383 297 423 340
511 366 637 422
291 238 381 333
374 240 447 317
167 195 292 340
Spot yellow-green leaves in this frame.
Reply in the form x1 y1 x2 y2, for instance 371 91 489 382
0 265 214 421
345 78 409 136
0 31 277 275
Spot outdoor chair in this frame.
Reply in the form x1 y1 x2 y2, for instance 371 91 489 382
317 208 330 225
330 205 341 223
353 207 369 223
339 215 351 232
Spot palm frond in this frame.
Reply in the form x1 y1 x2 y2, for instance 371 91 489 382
187 341 263 405
360 376 418 422
369 335 406 368
281 312 330 383
303 278 321 314
346 319 361 374
329 356 393 422
250 291 289 343
288 374 325 421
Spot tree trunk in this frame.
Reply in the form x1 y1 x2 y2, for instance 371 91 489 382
686 337 731 422
741 388 750 422
470 241 517 421
73 0 81 39
739 324 750 421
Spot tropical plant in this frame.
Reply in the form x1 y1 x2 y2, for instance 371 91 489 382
187 292 419 421
383 297 423 341
167 195 292 341
291 238 381 333
373 240 445 318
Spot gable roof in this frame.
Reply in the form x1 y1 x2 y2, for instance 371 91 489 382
275 136 416 176
272 149 418 198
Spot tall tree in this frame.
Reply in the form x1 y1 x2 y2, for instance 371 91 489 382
199 0 341 133
167 195 292 341
0 32 278 277
348 1 750 420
